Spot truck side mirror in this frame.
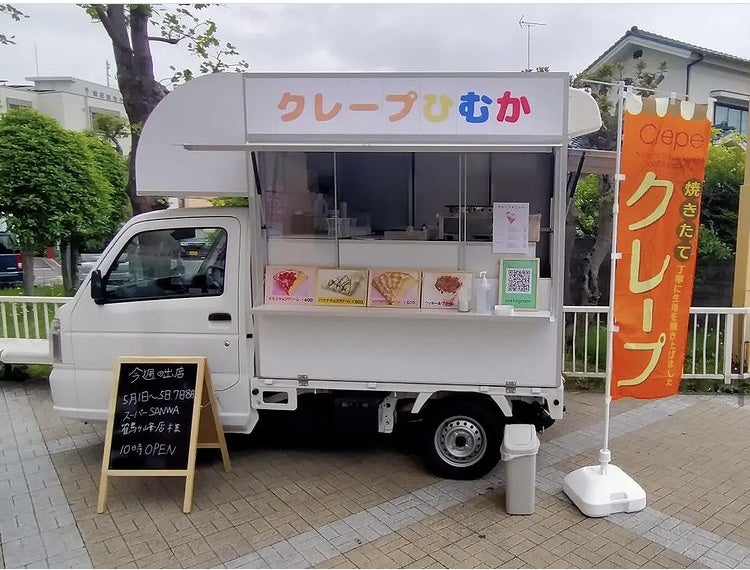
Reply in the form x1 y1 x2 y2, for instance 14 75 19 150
90 270 106 305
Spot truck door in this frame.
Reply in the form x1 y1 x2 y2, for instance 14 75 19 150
69 214 250 430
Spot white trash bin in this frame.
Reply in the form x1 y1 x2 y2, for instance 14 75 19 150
501 423 540 515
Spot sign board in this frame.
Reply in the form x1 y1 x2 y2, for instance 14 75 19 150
493 202 530 254
243 73 567 143
97 357 230 514
499 258 539 310
611 99 711 400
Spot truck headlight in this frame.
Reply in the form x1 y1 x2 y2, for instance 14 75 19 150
50 318 62 363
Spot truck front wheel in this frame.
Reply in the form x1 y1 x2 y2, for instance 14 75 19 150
422 400 503 480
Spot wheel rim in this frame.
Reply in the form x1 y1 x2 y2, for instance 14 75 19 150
434 415 487 468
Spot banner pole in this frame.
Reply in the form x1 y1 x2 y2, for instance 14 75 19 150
563 82 645 517
601 81 627 474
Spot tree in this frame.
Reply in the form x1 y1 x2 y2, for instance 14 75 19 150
570 59 667 305
58 132 131 293
0 4 25 45
211 197 249 208
700 131 746 253
84 5 248 215
57 132 121 294
573 173 600 238
93 113 129 155
82 133 131 242
0 108 106 294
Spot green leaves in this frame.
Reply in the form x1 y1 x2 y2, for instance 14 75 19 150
701 134 746 256
0 4 26 45
0 108 129 252
574 174 601 238
150 5 249 85
92 113 129 155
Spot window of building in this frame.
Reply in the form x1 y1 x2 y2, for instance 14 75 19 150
93 91 99 97
103 227 227 302
90 108 120 127
6 98 32 110
106 94 111 101
713 102 748 135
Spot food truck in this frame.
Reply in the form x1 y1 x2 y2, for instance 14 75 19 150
49 72 602 479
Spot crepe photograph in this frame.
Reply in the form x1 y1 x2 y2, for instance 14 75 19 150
315 269 368 306
421 271 472 309
264 266 316 305
367 269 421 308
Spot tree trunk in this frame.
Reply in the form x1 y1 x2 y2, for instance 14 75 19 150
564 197 581 347
60 237 84 295
60 241 72 295
564 199 580 306
21 244 34 296
96 4 169 215
127 130 165 215
580 175 614 306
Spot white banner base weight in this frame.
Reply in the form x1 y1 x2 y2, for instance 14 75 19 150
563 464 646 517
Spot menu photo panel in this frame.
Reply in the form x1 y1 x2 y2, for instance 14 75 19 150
421 271 473 309
315 268 369 306
367 269 422 308
265 266 317 306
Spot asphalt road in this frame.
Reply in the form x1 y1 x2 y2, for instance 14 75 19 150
33 257 63 287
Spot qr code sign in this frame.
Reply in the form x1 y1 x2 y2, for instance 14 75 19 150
506 268 532 294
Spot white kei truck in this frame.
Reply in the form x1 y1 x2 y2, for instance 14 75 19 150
49 72 602 479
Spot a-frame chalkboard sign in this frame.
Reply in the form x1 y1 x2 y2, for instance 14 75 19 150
97 356 231 514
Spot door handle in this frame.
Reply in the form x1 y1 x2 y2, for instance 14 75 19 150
209 313 232 322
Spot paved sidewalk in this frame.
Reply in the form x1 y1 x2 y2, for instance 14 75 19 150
1 379 749 569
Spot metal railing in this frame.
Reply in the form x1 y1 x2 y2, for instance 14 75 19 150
0 297 747 385
563 305 750 384
0 296 71 340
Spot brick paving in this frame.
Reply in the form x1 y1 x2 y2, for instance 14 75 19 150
1 378 749 568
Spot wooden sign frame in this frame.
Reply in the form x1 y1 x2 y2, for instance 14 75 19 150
97 356 231 514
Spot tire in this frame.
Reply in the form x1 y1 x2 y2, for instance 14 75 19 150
422 399 503 480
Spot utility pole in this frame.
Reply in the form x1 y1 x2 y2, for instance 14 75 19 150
519 16 546 70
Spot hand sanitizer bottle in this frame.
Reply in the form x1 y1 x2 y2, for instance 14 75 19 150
475 271 491 315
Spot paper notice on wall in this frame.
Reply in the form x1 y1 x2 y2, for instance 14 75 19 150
493 202 530 254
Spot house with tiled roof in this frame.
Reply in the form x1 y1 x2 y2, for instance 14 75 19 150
582 26 749 135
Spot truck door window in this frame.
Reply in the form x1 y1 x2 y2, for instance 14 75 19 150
102 227 227 302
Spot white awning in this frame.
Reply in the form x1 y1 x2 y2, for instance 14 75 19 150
568 88 603 137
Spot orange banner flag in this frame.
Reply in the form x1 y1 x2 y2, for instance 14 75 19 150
611 99 711 400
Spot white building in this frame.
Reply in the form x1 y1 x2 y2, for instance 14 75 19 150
0 76 131 152
582 26 749 135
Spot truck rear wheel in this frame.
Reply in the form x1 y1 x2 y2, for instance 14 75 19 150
422 399 503 480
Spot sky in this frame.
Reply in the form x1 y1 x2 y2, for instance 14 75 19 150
2 2 750 89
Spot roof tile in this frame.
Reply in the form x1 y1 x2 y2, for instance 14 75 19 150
582 26 750 75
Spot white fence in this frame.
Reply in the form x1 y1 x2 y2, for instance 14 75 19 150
564 305 750 384
0 297 748 384
0 296 71 340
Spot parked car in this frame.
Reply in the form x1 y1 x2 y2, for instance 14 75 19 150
0 232 22 287
76 253 101 288
178 228 213 259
